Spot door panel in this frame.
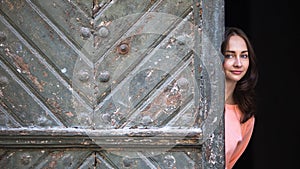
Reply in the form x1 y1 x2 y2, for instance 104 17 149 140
0 0 224 168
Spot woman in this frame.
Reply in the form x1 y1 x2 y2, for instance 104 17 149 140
221 27 258 169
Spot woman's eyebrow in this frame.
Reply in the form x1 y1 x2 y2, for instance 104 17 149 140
225 50 248 53
224 50 235 53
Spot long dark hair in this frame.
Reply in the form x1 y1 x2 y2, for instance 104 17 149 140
221 27 259 123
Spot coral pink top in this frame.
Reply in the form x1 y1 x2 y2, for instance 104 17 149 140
225 104 255 169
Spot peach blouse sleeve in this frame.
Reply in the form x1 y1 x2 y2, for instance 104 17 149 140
225 104 255 169
228 116 255 168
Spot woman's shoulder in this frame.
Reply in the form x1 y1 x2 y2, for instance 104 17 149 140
225 104 255 124
225 104 238 110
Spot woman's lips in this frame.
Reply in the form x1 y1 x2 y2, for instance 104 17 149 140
231 71 243 75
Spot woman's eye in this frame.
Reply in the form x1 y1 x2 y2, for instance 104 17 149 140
224 54 233 59
241 54 248 58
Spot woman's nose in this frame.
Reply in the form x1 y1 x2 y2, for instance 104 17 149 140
234 57 242 67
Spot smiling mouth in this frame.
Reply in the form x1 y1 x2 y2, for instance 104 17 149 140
231 71 243 75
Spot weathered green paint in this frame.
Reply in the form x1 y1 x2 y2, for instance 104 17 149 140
0 0 224 168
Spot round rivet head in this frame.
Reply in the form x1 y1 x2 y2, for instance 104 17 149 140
80 27 91 39
101 113 111 123
163 155 176 168
78 69 90 82
99 70 110 82
177 77 189 90
117 43 129 55
98 26 109 38
123 157 134 167
20 153 31 165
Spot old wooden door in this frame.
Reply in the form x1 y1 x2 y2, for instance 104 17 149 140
0 0 225 168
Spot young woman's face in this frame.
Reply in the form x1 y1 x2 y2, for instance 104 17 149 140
223 35 249 83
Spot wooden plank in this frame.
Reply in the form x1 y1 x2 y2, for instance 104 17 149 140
0 149 92 169
0 128 202 148
100 150 202 169
0 61 63 127
0 0 91 81
0 2 94 127
30 0 93 48
92 0 193 99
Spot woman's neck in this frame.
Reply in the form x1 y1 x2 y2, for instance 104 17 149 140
225 80 236 104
